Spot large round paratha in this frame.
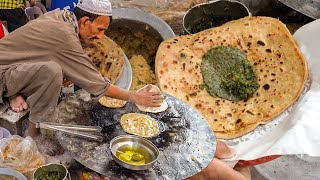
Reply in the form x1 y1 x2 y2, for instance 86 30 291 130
155 17 308 139
83 35 125 84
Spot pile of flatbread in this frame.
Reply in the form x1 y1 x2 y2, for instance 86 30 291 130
155 17 308 139
83 35 127 108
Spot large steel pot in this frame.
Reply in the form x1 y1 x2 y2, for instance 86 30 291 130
111 8 176 40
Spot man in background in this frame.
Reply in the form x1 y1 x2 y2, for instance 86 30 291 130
25 0 46 20
29 0 46 13
0 0 27 32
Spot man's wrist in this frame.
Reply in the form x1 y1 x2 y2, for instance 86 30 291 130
128 91 136 103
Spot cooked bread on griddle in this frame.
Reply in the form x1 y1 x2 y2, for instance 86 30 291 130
120 113 159 137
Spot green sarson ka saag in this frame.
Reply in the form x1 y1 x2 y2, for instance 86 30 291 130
201 46 259 101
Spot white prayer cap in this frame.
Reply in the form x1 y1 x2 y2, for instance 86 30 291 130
76 0 112 16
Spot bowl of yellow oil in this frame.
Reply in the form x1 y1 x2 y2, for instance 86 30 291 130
110 135 159 170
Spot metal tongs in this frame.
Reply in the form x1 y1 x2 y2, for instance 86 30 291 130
38 122 103 142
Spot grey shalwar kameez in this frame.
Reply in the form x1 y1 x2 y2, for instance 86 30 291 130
0 9 110 124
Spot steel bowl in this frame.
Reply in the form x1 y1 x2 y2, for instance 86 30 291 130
0 168 27 180
110 135 159 171
183 0 251 34
33 163 70 180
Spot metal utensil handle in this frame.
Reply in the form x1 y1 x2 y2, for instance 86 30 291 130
39 123 103 142
41 122 102 132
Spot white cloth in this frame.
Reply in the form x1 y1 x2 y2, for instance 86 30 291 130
76 0 112 16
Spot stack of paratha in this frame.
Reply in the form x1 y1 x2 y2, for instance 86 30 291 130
155 17 308 139
83 35 125 84
84 35 127 108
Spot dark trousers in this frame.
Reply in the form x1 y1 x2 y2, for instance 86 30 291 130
0 8 27 33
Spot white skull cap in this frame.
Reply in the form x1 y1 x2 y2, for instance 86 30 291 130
76 0 112 16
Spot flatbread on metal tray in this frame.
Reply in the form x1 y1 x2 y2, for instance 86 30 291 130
83 35 125 84
155 17 308 139
120 113 160 138
98 96 127 108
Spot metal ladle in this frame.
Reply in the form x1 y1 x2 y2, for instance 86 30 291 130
116 150 144 161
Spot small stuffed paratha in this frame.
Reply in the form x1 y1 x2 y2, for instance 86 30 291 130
120 113 160 137
155 17 308 139
135 85 168 113
98 96 127 108
83 35 125 84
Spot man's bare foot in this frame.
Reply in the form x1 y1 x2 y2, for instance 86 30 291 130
9 94 28 112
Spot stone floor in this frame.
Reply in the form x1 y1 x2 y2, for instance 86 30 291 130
251 155 320 180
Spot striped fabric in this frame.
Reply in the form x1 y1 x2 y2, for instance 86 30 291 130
0 0 24 9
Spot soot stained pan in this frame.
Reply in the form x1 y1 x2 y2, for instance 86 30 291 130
55 90 216 180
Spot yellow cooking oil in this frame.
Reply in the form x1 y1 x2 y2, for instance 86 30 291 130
116 145 152 165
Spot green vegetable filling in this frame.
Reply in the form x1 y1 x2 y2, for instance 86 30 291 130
35 168 65 180
201 46 259 101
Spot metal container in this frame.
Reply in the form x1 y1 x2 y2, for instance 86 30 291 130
183 0 251 34
0 168 27 180
110 135 159 171
33 163 70 180
111 8 176 41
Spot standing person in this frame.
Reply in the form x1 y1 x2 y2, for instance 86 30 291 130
0 0 164 139
0 0 27 32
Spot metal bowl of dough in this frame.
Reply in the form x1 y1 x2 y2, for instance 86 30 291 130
105 8 176 77
110 135 159 171
183 0 251 34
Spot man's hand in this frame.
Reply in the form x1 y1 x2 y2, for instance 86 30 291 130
105 84 164 107
130 85 164 107
187 141 251 180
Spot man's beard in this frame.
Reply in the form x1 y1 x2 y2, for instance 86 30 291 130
80 36 98 48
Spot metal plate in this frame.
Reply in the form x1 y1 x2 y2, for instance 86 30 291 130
278 0 320 19
55 90 216 180
0 168 27 180
114 54 132 90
